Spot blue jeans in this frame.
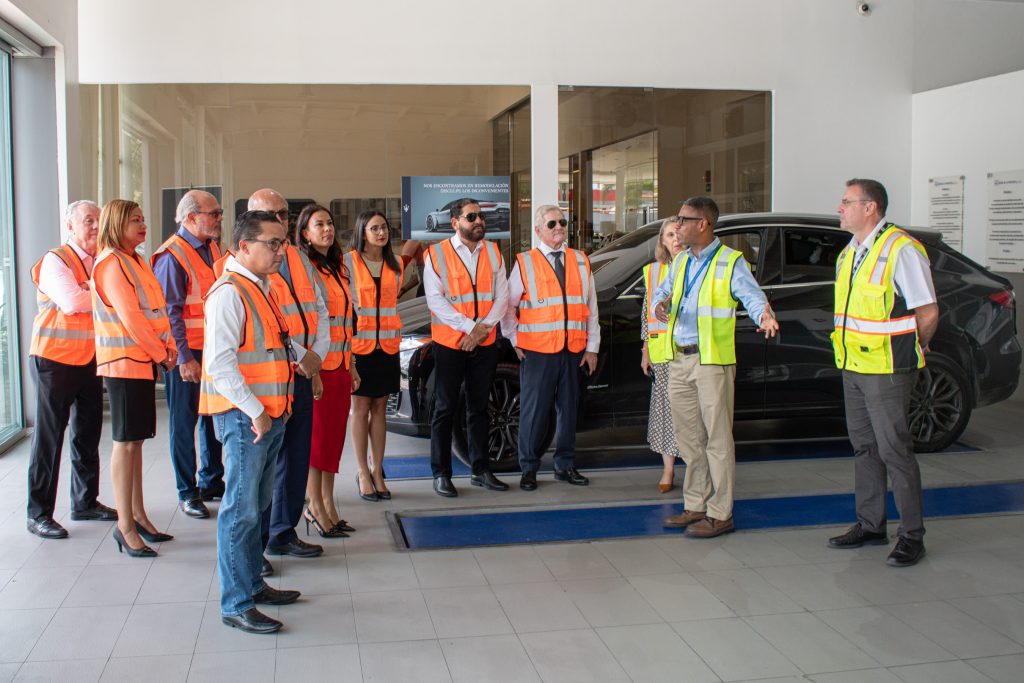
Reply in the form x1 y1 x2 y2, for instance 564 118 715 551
214 409 285 617
165 351 223 500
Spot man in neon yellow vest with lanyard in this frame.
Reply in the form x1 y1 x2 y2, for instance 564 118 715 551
653 197 778 538
828 178 938 568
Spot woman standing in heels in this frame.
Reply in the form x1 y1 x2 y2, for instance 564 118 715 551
344 211 404 502
92 200 177 556
641 218 683 494
296 204 360 536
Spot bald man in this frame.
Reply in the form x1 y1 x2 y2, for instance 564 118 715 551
152 190 225 518
248 189 330 564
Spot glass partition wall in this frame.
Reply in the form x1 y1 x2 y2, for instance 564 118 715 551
0 46 21 449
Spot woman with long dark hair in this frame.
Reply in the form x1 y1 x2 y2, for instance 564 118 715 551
344 210 404 501
296 204 360 536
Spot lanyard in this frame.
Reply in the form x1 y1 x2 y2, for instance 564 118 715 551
682 244 721 301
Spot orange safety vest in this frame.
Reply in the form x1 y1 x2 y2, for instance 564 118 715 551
151 233 222 349
91 248 172 369
315 264 354 371
269 245 322 349
29 244 96 366
213 250 231 278
343 250 404 355
514 248 591 354
199 272 294 419
428 239 502 350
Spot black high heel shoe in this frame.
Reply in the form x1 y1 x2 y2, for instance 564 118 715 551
135 521 174 543
372 481 392 500
112 528 157 558
331 520 356 533
303 506 348 538
357 474 379 502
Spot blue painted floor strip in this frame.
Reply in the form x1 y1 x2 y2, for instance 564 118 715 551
396 481 1024 550
383 441 978 481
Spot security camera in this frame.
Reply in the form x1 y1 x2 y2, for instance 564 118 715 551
856 2 871 16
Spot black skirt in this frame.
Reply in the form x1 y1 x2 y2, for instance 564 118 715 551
352 348 400 398
105 374 157 442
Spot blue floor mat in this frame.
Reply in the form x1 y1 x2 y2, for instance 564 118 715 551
396 480 1024 550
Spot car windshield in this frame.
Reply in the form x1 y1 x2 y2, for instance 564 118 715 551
590 223 661 292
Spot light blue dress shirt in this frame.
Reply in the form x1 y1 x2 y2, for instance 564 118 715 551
651 238 768 346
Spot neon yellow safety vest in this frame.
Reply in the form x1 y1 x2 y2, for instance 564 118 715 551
832 224 928 374
643 261 672 364
660 245 742 365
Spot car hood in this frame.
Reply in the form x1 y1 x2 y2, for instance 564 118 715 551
399 297 432 336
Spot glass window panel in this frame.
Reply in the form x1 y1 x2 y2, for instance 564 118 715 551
0 49 23 447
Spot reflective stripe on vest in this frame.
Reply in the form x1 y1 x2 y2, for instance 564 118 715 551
269 246 321 348
429 239 502 350
661 246 742 365
643 261 671 364
316 265 354 371
151 234 221 348
515 248 590 354
29 244 96 365
91 248 171 367
832 224 928 374
199 272 294 418
343 251 404 355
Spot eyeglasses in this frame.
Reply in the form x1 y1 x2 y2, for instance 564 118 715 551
674 215 703 223
460 212 486 223
839 198 872 206
545 219 568 229
246 237 287 252
195 209 224 219
366 225 390 234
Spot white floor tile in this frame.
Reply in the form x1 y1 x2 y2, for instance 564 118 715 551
351 589 436 643
745 612 880 674
559 577 662 628
188 649 276 683
672 617 802 681
360 639 452 682
0 609 55 663
423 586 513 639
519 629 630 682
535 543 621 580
882 600 1024 659
965 653 1024 683
814 606 955 666
596 623 719 683
12 658 106 683
100 654 191 683
593 539 681 576
273 644 362 682
27 605 130 661
440 634 540 683
111 602 205 657
692 568 804 616
492 581 589 633
628 572 734 621
411 549 488 588
889 659 994 682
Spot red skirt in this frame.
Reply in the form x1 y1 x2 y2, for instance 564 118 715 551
309 366 352 473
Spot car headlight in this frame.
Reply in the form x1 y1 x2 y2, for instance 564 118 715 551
399 336 430 376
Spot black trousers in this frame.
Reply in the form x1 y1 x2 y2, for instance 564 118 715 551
262 374 313 548
430 342 499 477
517 348 583 474
27 356 103 520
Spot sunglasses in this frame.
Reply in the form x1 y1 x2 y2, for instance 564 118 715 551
545 219 568 229
273 209 290 221
460 212 486 223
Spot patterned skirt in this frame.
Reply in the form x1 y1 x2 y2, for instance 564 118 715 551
647 362 681 458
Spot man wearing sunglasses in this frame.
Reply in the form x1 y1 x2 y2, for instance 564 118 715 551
424 198 511 497
652 196 778 539
152 189 225 520
503 205 600 491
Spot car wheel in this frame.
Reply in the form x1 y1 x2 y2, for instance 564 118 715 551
451 363 554 473
426 215 436 231
909 353 972 452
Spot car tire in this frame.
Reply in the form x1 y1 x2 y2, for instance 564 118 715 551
426 215 436 232
909 352 972 452
451 363 554 473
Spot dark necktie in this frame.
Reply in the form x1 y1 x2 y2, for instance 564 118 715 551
552 251 566 288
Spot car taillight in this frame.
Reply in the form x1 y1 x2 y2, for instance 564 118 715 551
988 289 1015 309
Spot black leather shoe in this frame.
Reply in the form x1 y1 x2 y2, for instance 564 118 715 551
471 471 509 491
828 523 888 549
261 557 274 577
70 502 118 521
199 483 225 502
433 476 458 498
554 467 589 486
886 537 926 567
266 538 323 558
27 517 68 539
179 497 210 519
221 607 282 634
520 471 538 491
253 584 301 605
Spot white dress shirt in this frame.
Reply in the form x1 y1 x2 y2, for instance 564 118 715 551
849 219 936 309
423 234 509 336
204 256 279 420
501 242 601 353
38 238 93 314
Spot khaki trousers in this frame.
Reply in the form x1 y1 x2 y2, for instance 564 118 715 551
668 353 736 520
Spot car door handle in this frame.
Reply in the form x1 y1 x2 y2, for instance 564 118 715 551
737 310 749 318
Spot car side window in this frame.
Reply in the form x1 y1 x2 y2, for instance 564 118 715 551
782 229 847 284
719 232 762 276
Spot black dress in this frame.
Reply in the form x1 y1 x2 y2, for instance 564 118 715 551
352 274 400 398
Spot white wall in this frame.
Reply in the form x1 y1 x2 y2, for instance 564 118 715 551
910 69 1024 268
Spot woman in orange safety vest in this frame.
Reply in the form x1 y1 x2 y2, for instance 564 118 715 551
91 200 177 558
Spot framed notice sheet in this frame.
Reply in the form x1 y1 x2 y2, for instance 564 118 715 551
986 170 1024 271
928 176 964 252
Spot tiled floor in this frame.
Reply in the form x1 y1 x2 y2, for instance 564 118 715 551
0 398 1023 682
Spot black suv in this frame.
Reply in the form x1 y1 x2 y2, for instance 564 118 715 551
387 214 1021 471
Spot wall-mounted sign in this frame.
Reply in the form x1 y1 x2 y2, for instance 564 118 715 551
401 176 510 241
986 170 1024 272
927 176 964 252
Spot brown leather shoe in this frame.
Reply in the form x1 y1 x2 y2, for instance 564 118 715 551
663 510 706 528
685 516 735 538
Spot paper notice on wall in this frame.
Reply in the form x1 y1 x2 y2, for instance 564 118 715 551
928 176 964 251
987 170 1024 271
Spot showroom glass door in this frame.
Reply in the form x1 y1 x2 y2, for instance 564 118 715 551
0 45 23 448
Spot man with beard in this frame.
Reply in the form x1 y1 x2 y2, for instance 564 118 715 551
424 198 510 497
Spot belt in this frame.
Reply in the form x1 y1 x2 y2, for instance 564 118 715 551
676 344 699 355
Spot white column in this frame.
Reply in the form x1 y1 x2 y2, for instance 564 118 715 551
530 82 558 248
